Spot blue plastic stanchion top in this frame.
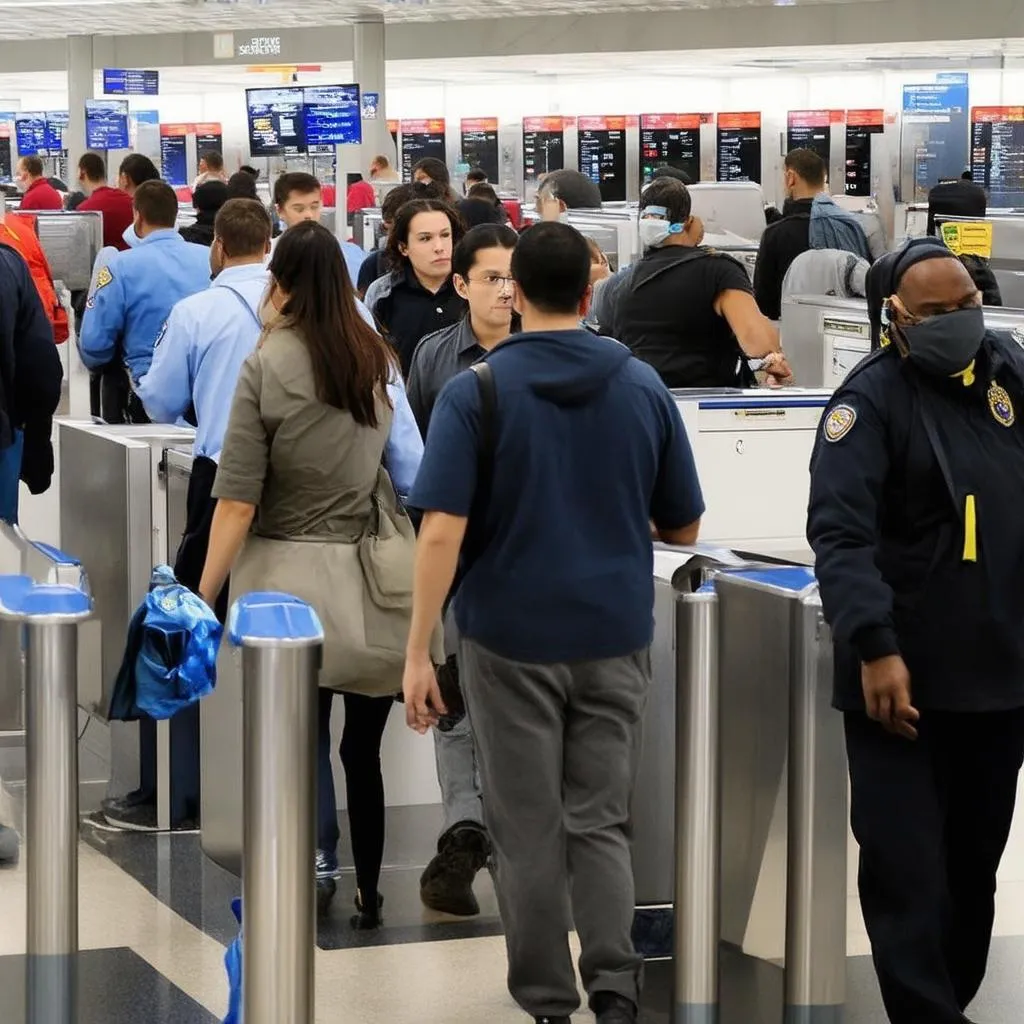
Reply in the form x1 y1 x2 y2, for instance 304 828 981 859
228 591 324 647
30 541 81 566
716 566 817 593
0 574 91 619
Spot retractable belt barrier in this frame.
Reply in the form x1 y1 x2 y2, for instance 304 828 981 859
0 574 92 1024
231 591 323 1024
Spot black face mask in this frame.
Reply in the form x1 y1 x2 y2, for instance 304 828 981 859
897 307 986 378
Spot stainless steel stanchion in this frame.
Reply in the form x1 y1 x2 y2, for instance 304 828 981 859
673 588 720 1024
784 588 847 1024
0 574 92 1024
232 592 323 1024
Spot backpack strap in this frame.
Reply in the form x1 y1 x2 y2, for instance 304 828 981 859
461 361 497 573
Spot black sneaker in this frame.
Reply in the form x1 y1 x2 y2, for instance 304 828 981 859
419 822 491 916
315 849 340 880
593 992 638 1024
101 799 196 833
534 1017 571 1024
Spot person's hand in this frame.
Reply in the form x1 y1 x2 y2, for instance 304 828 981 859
862 655 919 740
403 652 446 734
762 351 793 387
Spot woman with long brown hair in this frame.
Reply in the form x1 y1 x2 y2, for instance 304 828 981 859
199 220 425 929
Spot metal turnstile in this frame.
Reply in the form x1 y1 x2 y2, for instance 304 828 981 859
714 567 846 1024
57 421 194 828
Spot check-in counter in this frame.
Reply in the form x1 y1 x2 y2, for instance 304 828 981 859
782 295 1024 389
57 421 194 806
673 388 831 560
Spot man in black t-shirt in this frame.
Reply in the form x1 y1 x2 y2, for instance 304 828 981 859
607 177 790 388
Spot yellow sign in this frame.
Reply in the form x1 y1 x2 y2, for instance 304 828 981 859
940 220 993 259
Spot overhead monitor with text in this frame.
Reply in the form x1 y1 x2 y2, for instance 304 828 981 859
460 118 500 183
523 117 567 184
400 119 447 181
786 110 838 165
640 113 702 185
971 106 1024 207
85 100 130 151
717 112 762 183
845 109 885 197
578 116 628 202
303 84 362 149
246 87 305 156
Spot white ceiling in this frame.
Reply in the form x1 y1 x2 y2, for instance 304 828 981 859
0 37 1022 98
0 0 878 42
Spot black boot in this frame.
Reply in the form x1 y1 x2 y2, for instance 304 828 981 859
419 822 491 917
351 890 383 930
593 992 638 1024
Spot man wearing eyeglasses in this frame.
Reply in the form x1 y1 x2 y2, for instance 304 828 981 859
404 221 518 919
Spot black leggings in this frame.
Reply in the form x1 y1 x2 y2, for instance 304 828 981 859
317 690 394 903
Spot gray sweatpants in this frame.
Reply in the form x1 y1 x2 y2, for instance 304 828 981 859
459 637 650 1018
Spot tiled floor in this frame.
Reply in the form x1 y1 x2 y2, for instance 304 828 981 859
1 806 1024 1023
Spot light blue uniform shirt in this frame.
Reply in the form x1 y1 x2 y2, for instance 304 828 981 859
135 262 422 490
79 228 212 382
136 263 269 462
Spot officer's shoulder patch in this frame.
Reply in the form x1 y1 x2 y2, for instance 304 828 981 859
824 404 857 443
95 266 113 290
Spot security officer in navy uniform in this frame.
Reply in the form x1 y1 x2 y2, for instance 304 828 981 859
807 237 1024 1024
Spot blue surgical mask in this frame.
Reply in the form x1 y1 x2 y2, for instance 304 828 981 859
638 205 684 250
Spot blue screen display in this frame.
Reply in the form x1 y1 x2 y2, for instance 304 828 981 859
45 111 68 153
246 87 305 155
103 68 159 96
303 85 362 146
15 112 47 156
86 99 130 150
160 133 188 187
902 78 970 200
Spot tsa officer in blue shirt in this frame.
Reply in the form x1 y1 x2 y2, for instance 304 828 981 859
79 180 211 423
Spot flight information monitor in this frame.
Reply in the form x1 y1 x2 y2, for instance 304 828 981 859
194 124 223 162
15 112 47 156
246 87 305 155
971 106 1024 207
159 124 189 187
0 124 12 183
303 84 361 147
400 119 446 181
640 113 701 185
717 113 762 183
901 75 969 201
577 116 628 202
103 68 159 96
845 109 885 197
45 111 69 153
85 99 130 150
786 110 837 164
460 118 499 183
523 116 566 184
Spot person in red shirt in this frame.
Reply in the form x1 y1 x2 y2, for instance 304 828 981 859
75 152 134 252
15 156 63 212
347 175 376 215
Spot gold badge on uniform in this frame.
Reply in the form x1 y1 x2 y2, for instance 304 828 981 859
95 266 113 290
824 404 857 443
988 382 1015 427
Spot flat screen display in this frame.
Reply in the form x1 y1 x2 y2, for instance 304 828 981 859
15 112 47 156
303 84 361 146
640 114 701 185
103 68 159 96
246 87 305 156
194 125 223 163
523 117 566 183
85 99 130 150
717 112 762 183
460 118 499 183
577 116 627 203
45 111 68 153
845 109 885 198
160 127 188 187
400 119 446 182
786 110 835 164
0 131 12 183
971 106 1024 207
901 76 969 201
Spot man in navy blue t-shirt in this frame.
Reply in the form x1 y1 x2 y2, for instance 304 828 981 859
403 222 704 1024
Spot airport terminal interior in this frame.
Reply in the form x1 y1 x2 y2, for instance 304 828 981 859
4 0 1024 1021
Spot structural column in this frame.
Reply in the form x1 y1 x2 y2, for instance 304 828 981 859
65 36 94 181
353 17 394 171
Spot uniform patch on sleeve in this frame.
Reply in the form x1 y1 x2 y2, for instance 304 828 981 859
95 266 113 290
824 404 857 443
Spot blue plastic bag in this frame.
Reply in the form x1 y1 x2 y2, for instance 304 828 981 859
224 897 243 1024
109 565 222 722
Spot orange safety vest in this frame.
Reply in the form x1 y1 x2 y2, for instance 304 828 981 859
1 213 70 344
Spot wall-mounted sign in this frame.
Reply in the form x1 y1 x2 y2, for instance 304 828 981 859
103 68 159 96
845 109 885 197
786 109 843 164
717 112 762 184
901 77 970 201
460 118 499 182
400 119 446 181
640 113 704 185
86 99 130 151
577 116 629 202
523 116 572 183
14 112 47 156
362 93 380 120
238 36 282 58
160 124 189 187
